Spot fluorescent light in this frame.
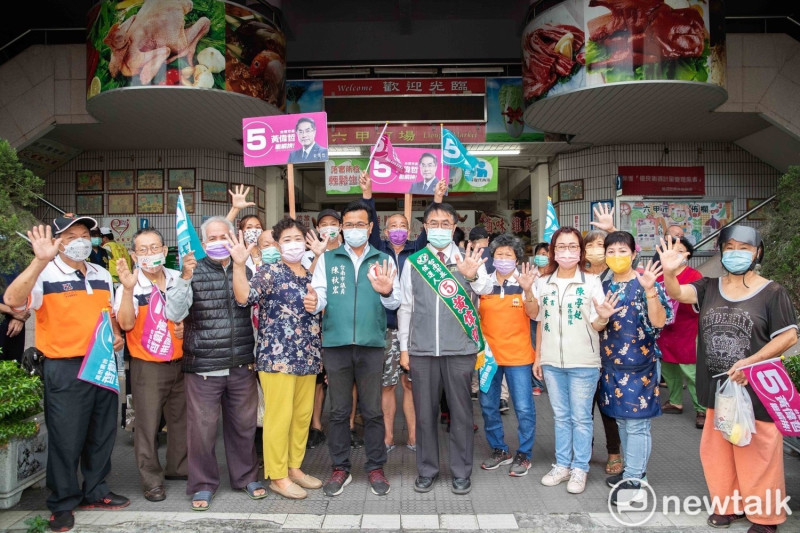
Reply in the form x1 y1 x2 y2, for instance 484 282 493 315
307 68 371 77
441 66 504 74
373 67 438 75
470 149 520 156
328 148 362 156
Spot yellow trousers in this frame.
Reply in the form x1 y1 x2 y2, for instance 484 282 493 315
258 372 316 480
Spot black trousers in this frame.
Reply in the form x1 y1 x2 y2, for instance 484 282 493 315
43 357 118 512
322 345 386 473
410 354 476 480
0 315 25 363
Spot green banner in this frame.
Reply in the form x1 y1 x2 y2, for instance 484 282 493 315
448 156 498 193
325 158 366 195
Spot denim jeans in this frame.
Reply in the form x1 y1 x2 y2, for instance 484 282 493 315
542 366 599 472
479 364 536 458
617 418 652 480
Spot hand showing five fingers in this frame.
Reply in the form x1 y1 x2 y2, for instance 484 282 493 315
228 184 255 210
455 243 486 280
306 229 329 257
225 230 254 265
589 204 616 232
512 261 539 294
368 259 396 295
593 290 624 320
654 235 688 276
635 259 663 291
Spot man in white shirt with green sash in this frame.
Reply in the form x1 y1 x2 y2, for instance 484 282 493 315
398 202 491 495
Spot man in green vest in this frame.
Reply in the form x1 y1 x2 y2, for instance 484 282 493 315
305 201 400 498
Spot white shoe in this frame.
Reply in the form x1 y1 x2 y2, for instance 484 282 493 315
540 465 571 486
567 468 587 494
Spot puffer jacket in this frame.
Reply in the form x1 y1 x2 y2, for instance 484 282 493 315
182 257 254 373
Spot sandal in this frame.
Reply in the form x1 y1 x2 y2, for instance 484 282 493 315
243 481 268 500
191 490 214 511
707 513 746 528
605 457 623 475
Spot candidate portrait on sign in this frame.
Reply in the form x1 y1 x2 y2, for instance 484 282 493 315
287 116 328 163
409 152 439 195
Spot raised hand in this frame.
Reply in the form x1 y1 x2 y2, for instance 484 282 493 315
513 261 539 294
654 236 688 276
28 225 61 262
359 170 372 199
306 228 329 257
303 284 318 313
228 184 255 210
593 290 624 320
589 204 616 233
433 178 448 203
455 242 486 280
181 251 197 281
226 230 254 265
117 258 139 290
635 259 663 291
368 259 396 295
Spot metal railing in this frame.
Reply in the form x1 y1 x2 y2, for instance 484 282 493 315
693 195 776 250
0 28 84 67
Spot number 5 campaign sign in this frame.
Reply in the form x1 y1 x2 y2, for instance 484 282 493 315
243 112 329 167
742 357 800 436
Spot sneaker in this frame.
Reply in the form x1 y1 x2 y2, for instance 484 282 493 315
508 452 531 477
323 469 352 497
567 468 587 494
606 472 647 488
541 465 571 486
532 387 542 396
79 492 130 509
499 399 510 413
610 479 647 507
350 429 364 449
368 468 391 495
307 427 326 449
481 448 513 470
49 511 74 532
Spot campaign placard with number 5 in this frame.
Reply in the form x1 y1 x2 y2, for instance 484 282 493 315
243 112 329 167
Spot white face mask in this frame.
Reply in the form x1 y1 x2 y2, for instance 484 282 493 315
319 225 340 239
138 252 165 273
62 238 92 262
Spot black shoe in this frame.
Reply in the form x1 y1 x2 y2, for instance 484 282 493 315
165 474 188 481
471 391 478 401
606 472 646 488
499 399 509 413
350 429 364 449
307 427 326 449
49 511 74 532
610 480 646 507
452 477 471 495
414 473 439 493
79 492 130 510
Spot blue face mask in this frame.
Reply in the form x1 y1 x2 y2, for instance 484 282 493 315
427 228 452 249
261 246 281 264
533 255 549 267
90 237 102 247
721 250 754 274
343 228 368 248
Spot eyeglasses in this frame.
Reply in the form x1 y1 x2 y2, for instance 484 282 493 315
554 244 580 252
135 245 164 254
342 222 369 229
426 222 453 229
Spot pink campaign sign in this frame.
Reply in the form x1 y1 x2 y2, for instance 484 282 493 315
243 112 329 167
369 147 449 194
142 284 174 361
742 359 800 436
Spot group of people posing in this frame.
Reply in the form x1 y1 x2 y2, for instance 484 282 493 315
4 174 796 533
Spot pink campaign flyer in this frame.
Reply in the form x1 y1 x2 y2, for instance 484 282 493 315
369 147 448 195
243 112 329 167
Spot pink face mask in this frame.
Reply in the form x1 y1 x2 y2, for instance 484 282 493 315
554 250 580 269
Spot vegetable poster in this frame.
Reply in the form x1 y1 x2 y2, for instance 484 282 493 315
486 78 544 142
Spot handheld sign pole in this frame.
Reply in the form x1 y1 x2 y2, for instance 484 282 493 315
366 122 390 171
405 194 412 227
287 163 296 219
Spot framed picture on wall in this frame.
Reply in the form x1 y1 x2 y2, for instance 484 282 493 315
138 193 164 214
137 169 164 189
108 193 135 214
558 179 584 202
550 183 559 204
746 198 770 220
108 169 134 190
168 168 196 189
76 170 103 191
257 187 266 209
258 210 266 223
166 191 194 214
76 194 103 215
202 180 228 202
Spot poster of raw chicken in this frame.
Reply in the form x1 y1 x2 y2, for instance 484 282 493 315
522 0 725 106
86 0 286 109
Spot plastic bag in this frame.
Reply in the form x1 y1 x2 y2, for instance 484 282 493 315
714 377 756 446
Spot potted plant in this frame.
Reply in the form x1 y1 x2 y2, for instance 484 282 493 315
0 360 47 509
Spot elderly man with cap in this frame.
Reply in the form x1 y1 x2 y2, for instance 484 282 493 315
99 226 132 285
4 214 130 532
658 225 798 532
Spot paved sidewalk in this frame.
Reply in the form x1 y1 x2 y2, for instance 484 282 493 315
5 384 799 531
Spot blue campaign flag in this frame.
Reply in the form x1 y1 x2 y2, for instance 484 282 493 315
544 197 560 243
176 188 206 267
77 310 119 394
441 128 479 172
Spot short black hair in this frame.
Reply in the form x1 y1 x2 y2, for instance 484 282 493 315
419 152 437 165
424 202 458 224
131 228 165 250
453 227 465 246
295 117 315 130
90 228 102 237
604 231 636 251
533 241 549 255
489 233 525 262
341 200 371 220
272 217 308 241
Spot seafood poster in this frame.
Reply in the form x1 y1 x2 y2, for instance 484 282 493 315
87 0 286 109
522 0 725 105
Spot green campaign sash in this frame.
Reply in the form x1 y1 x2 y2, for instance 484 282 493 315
408 248 487 367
